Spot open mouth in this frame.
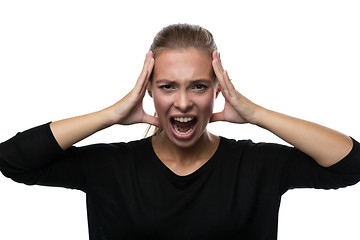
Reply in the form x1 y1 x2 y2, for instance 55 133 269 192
171 117 197 136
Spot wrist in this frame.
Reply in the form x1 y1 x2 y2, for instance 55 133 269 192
251 105 269 127
99 105 120 127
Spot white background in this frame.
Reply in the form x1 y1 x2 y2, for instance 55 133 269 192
1 0 359 239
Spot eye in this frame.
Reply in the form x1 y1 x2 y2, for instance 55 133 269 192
159 84 174 90
192 84 208 91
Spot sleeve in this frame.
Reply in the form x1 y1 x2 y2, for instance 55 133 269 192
0 123 86 191
280 137 360 194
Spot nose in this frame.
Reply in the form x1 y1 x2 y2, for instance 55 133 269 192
174 90 193 112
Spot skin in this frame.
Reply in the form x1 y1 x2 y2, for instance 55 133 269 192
211 51 352 167
50 48 353 176
148 49 221 175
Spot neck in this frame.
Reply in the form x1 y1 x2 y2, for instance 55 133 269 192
152 130 219 165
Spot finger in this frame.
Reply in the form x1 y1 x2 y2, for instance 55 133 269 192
139 69 149 96
212 59 230 97
212 59 224 89
212 52 227 83
216 61 234 98
133 67 149 96
212 50 218 61
142 51 152 71
218 52 224 72
146 54 155 80
135 52 154 95
136 51 152 85
141 57 154 93
212 58 222 79
224 70 236 93
213 51 224 73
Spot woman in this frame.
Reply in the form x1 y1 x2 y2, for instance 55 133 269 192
1 24 359 239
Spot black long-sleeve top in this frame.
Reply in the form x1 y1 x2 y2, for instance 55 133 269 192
1 123 360 239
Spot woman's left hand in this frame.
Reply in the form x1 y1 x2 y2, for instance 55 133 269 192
211 51 353 167
211 51 261 125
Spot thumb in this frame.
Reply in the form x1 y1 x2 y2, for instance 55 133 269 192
210 112 225 123
143 114 162 129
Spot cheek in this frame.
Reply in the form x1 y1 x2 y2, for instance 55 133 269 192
198 93 216 115
153 94 170 117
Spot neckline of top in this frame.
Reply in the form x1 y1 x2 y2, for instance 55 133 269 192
145 136 225 181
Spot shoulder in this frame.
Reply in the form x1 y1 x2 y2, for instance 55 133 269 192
218 136 293 163
73 138 153 177
220 136 289 152
218 137 297 184
72 137 152 161
79 137 150 151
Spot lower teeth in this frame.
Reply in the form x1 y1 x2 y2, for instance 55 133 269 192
174 124 193 135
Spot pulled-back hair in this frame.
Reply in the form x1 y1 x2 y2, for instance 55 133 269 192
149 23 217 57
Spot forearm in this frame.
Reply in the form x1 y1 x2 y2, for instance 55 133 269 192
49 50 157 151
212 52 354 167
50 107 113 150
255 107 353 167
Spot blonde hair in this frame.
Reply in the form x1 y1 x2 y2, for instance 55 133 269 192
145 23 218 137
150 23 217 58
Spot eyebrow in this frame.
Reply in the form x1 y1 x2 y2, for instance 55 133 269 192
154 79 212 84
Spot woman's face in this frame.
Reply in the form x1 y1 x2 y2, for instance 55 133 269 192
149 48 219 148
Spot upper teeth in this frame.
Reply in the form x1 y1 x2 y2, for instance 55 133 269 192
174 117 193 123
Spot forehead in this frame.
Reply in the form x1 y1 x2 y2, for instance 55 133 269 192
152 48 213 81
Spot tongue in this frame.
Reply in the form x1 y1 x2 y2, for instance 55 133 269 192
174 121 193 132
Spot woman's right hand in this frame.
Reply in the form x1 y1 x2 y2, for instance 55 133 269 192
50 51 160 150
106 51 160 128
